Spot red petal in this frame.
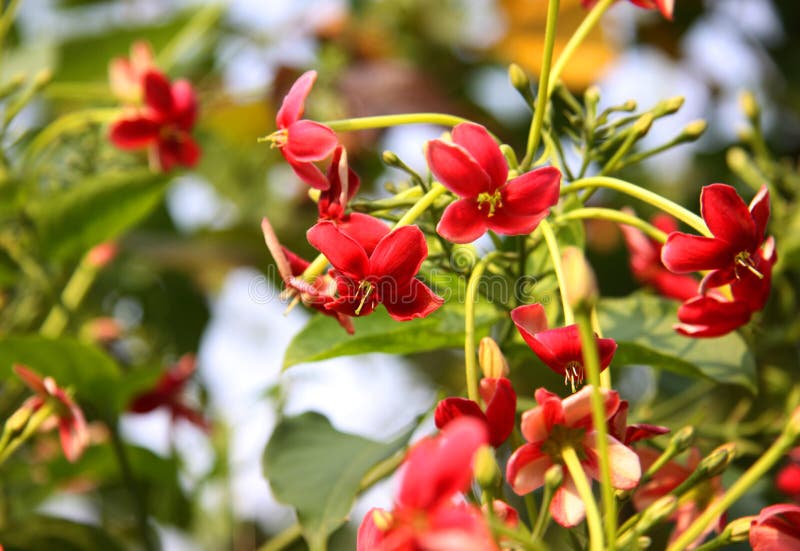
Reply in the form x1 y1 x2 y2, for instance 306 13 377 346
550 474 586 527
171 79 198 130
58 406 88 462
486 209 549 237
425 139 491 197
162 134 201 169
109 117 159 149
526 325 583 375
286 158 330 190
597 336 618 370
482 378 516 447
563 385 619 429
701 184 756 248
650 271 699 302
506 443 551 495
285 120 338 163
656 0 674 19
326 293 377 318
583 432 641 490
382 278 444 321
661 233 734 273
776 465 800 497
357 508 389 551
749 185 770 242
651 213 679 234
500 166 561 216
452 122 508 189
437 199 488 244
276 70 316 129
675 295 752 337
520 388 565 443
13 364 48 395
337 213 390 256
307 221 369 279
699 267 736 293
434 397 486 430
369 225 428 284
143 70 175 116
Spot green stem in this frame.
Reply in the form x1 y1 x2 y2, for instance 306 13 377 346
323 114 471 133
556 207 667 243
575 310 616 548
521 0 559 170
539 220 574 325
563 177 711 237
0 0 22 62
548 0 616 96
532 478 556 539
25 108 122 164
110 424 156 551
40 253 101 338
561 446 603 551
465 252 501 402
259 524 303 551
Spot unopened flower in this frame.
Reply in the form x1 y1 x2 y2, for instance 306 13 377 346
109 41 155 104
582 0 674 20
13 365 89 462
749 504 800 551
506 386 641 527
425 122 560 244
434 377 516 447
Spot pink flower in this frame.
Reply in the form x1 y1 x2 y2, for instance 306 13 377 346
272 70 339 190
511 303 617 389
620 210 697 301
109 40 155 104
128 354 209 430
357 417 497 551
750 504 800 551
506 386 641 527
434 377 517 447
109 70 201 171
633 448 725 549
581 0 674 20
661 184 770 292
607 400 669 445
425 122 560 244
307 221 444 321
13 365 89 462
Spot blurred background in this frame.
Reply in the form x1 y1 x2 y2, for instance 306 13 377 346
5 0 799 549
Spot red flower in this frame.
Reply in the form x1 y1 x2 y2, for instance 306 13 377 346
511 303 617 389
661 184 770 292
128 354 209 430
272 70 338 190
13 365 89 462
607 400 669 446
108 41 155 104
356 417 497 551
506 386 641 527
581 0 674 19
307 221 444 321
109 70 201 171
750 504 800 551
425 122 561 244
633 448 725 549
620 210 697 301
434 377 516 447
776 447 800 502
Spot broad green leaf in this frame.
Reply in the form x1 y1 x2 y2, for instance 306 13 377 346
263 412 414 551
599 293 756 390
283 301 502 369
0 335 121 416
29 170 169 261
0 516 124 551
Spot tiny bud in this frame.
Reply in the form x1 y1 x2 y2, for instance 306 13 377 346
544 463 563 490
474 445 501 488
86 242 118 268
679 119 707 141
584 85 601 107
724 516 755 542
699 443 737 478
508 63 534 105
639 495 678 530
670 426 696 453
371 508 393 532
381 150 400 166
737 126 754 143
740 91 760 121
637 536 652 548
633 113 655 137
561 246 598 311
726 147 750 172
499 144 519 170
478 337 509 379
34 68 53 88
622 99 637 112
659 96 685 115
5 405 33 432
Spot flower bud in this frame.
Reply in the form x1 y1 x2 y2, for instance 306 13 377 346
638 495 678 531
544 463 563 490
724 516 755 542
381 150 400 167
726 147 749 172
657 96 685 116
508 63 534 106
478 337 509 379
740 91 760 121
5 405 33 433
584 86 601 117
678 119 707 142
670 425 696 453
561 246 598 311
699 443 737 478
633 113 655 137
621 99 637 112
499 144 519 170
86 242 118 268
637 536 652 548
474 445 501 489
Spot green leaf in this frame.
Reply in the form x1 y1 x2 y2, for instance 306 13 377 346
0 516 124 551
283 301 502 369
29 170 169 261
263 412 413 551
0 335 121 416
599 293 756 390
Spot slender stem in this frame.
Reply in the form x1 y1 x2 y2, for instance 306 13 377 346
465 252 501 402
323 113 471 133
0 0 22 64
539 220 574 325
487 518 547 551
110 424 156 551
561 446 603 551
532 479 556 539
666 428 800 551
521 0 559 170
601 126 640 175
511 428 540 530
259 524 303 551
548 0 616 95
556 207 668 243
40 254 101 338
563 177 711 237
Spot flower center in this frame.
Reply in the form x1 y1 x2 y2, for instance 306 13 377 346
476 190 503 217
355 280 375 315
734 250 764 279
540 425 587 465
564 361 584 392
266 129 288 149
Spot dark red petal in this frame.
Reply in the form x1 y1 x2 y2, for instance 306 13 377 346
500 166 561 216
597 337 617 370
699 267 736 293
482 378 517 447
425 139 491 197
159 134 200 170
661 233 734 273
528 325 583 374
13 364 48 395
286 158 330 190
777 464 800 496
357 508 389 551
276 70 316 129
749 185 770 242
486 209 549 237
434 397 487 430
651 213 679 234
109 117 160 149
382 278 444 321
437 199 488 244
510 304 562 371
171 79 198 130
625 423 670 445
143 70 175 116
307 221 369 279
452 122 508 189
326 293 377 318
674 295 752 337
336 213 390 256
285 120 338 163
506 443 551 495
701 184 757 248
369 225 428 284
649 271 699 302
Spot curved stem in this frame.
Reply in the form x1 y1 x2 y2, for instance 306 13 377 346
521 0 559 170
556 207 668 243
539 220 574 325
40 252 102 338
464 252 501 402
561 446 604 551
548 0 616 95
563 177 710 237
323 113 471 133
